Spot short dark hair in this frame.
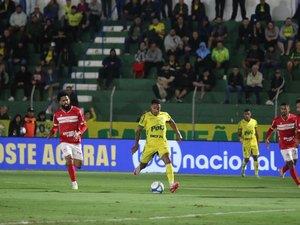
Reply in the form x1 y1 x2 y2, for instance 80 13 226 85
151 99 161 105
244 109 250 112
296 99 300 104
57 91 68 101
280 102 289 107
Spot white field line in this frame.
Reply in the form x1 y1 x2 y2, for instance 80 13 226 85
0 209 296 225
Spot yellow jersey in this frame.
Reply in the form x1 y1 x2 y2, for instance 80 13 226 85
238 118 258 145
139 111 171 147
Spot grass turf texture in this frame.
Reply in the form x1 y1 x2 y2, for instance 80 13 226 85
0 171 299 225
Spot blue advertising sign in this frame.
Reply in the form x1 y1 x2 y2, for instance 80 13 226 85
0 138 287 176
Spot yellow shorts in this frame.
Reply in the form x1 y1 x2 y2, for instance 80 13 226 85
243 144 259 158
140 145 170 164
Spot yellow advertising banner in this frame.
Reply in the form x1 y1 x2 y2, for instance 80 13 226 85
0 120 273 141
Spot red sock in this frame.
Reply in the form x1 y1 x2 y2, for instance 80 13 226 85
67 164 76 182
282 164 289 173
289 167 300 185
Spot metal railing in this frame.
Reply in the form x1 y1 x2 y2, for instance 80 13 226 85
274 77 285 118
109 86 116 138
191 87 198 140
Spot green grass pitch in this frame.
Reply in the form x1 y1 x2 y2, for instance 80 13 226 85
0 170 300 225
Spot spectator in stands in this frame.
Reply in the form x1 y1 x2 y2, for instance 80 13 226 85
224 66 244 104
0 40 7 65
35 111 50 137
287 40 300 80
211 41 230 77
193 67 216 101
26 14 43 53
44 67 60 101
278 17 298 56
61 0 72 27
230 0 246 21
251 21 265 44
208 17 227 49
65 85 79 107
0 105 10 120
184 31 200 58
0 63 9 99
261 45 280 75
31 64 46 101
172 0 189 23
57 46 76 77
251 0 271 23
8 41 27 76
65 5 83 42
198 16 212 45
122 0 142 31
144 42 163 78
166 53 181 73
242 42 264 76
194 42 211 75
160 0 172 19
40 42 58 66
124 16 145 54
0 0 16 31
42 18 56 47
115 0 126 20
9 4 27 35
215 0 225 20
141 0 157 22
164 28 183 57
173 15 189 44
99 48 121 89
45 96 60 120
88 0 102 41
43 0 59 21
77 0 89 14
152 63 176 103
8 113 23 137
52 29 68 54
23 107 36 137
84 107 97 122
30 5 44 23
8 64 31 102
244 64 263 105
132 41 147 78
147 17 165 47
236 17 252 51
265 69 284 106
101 0 112 19
264 21 279 49
174 61 195 102
189 0 206 31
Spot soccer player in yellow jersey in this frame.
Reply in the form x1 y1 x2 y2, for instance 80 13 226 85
238 109 260 178
131 99 182 193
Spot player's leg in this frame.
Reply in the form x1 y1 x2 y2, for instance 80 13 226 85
60 143 77 189
252 145 260 177
241 145 250 177
282 148 300 186
160 150 179 193
134 145 153 175
278 163 288 179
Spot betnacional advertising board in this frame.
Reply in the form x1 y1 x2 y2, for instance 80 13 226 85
0 137 287 176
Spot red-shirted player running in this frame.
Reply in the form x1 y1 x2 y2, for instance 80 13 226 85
47 91 87 190
265 103 300 188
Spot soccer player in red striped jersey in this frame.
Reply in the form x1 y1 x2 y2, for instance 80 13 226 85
47 91 87 190
265 103 300 188
296 99 300 153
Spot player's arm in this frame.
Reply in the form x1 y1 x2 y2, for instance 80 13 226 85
265 127 275 149
74 110 87 141
255 127 259 147
168 119 182 142
131 125 143 154
47 115 58 139
237 128 243 143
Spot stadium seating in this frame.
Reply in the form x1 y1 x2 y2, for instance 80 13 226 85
1 19 299 124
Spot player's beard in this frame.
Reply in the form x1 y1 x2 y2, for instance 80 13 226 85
62 104 71 111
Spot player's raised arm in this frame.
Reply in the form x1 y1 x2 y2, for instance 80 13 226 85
131 125 143 154
265 127 275 149
168 119 182 142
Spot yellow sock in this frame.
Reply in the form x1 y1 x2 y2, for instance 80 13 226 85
166 163 174 186
254 161 259 176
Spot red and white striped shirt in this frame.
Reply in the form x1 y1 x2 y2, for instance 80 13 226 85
51 106 87 144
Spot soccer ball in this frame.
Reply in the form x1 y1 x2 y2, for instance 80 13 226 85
150 181 164 194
